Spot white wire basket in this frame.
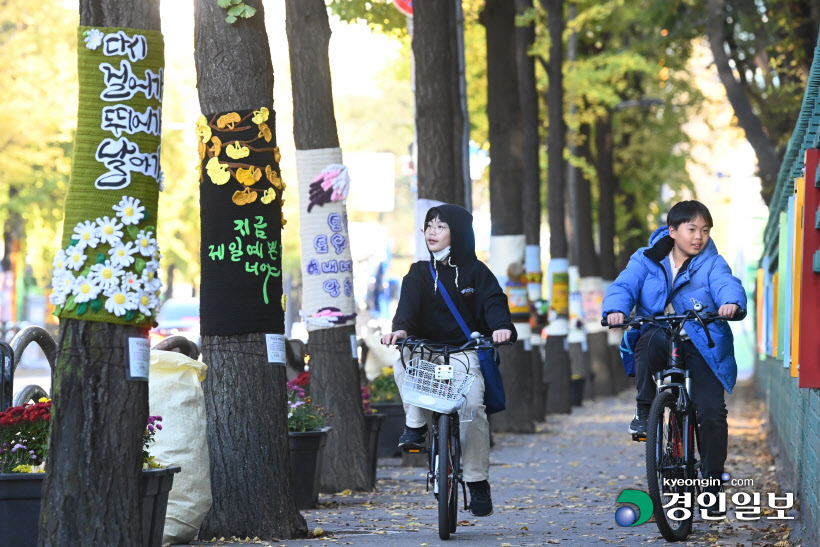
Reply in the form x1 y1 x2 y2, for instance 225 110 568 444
401 357 476 415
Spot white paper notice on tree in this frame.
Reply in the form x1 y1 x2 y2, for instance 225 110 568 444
128 337 150 381
266 334 286 366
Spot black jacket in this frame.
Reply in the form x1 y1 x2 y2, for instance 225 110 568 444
391 204 517 345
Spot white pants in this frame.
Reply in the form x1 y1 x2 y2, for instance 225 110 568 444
392 348 490 482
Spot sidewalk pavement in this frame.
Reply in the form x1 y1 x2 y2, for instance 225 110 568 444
189 379 798 546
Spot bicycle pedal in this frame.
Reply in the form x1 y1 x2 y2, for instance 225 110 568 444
402 446 429 454
632 433 646 442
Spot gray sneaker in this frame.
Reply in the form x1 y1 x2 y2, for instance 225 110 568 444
628 406 650 436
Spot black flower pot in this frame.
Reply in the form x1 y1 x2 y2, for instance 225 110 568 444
0 466 180 547
370 402 404 458
363 413 386 487
288 427 331 509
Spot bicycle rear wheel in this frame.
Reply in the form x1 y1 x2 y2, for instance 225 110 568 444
646 391 695 541
437 413 456 540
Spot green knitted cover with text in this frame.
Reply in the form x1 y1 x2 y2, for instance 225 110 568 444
53 27 164 328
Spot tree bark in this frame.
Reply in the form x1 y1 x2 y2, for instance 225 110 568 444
544 0 566 260
38 3 159 545
706 0 780 205
194 0 307 538
413 0 464 205
39 321 148 546
595 114 617 281
285 0 370 492
570 123 599 277
515 0 541 246
483 0 524 236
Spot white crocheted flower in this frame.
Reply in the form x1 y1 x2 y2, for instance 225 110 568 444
52 249 68 272
112 196 145 226
72 275 102 304
84 29 104 50
136 288 158 316
122 272 140 292
88 261 123 291
108 242 138 268
72 221 100 250
103 287 138 316
65 246 87 271
96 216 124 246
135 229 158 257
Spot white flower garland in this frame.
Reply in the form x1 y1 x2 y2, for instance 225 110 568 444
50 195 162 320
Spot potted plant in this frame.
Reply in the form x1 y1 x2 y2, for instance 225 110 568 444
286 378 331 509
361 386 385 486
367 367 404 458
0 399 179 547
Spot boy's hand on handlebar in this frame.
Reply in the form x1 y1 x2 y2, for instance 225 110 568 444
492 329 512 343
718 304 739 318
381 330 407 346
606 312 626 327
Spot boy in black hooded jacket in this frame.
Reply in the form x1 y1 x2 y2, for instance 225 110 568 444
381 204 517 517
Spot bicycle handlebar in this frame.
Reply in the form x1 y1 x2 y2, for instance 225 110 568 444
398 335 512 355
600 308 745 349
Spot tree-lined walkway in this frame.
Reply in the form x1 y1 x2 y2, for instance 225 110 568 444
192 380 798 546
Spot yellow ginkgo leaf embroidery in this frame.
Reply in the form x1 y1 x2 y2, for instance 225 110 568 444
258 122 272 142
197 140 206 160
206 157 230 185
236 167 262 187
216 112 241 129
281 212 287 227
266 165 285 191
273 146 281 164
261 188 276 204
226 142 250 159
281 294 288 312
209 136 222 156
195 114 212 143
232 187 258 206
252 107 269 124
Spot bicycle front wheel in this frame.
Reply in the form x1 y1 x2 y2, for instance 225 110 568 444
646 391 695 542
437 413 456 540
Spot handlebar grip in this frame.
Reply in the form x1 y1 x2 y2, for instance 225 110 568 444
600 319 607 327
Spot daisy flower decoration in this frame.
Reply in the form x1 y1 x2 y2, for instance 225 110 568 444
52 249 68 273
84 28 104 50
122 272 140 292
50 272 76 305
108 241 138 268
104 286 138 317
96 216 124 246
113 196 145 226
136 288 158 316
72 220 100 250
72 275 102 304
65 246 87 271
135 229 158 257
88 261 123 291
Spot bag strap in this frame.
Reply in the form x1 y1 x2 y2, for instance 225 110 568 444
429 261 471 342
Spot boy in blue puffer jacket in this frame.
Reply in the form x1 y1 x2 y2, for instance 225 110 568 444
602 200 746 515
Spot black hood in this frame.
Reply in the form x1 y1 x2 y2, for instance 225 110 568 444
427 204 477 266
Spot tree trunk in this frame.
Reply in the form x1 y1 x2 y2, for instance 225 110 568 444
570 123 598 277
542 0 572 415
39 322 148 546
489 343 535 432
706 0 780 205
194 0 307 539
483 0 524 236
413 0 464 205
38 3 159 545
595 114 617 282
285 0 370 492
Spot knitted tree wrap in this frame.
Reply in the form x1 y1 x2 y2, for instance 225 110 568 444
198 108 285 336
295 148 356 332
51 27 164 328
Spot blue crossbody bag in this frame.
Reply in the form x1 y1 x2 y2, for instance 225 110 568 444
429 262 506 414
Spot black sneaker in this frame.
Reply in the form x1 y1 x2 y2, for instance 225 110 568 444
468 480 493 517
398 425 427 449
628 405 650 436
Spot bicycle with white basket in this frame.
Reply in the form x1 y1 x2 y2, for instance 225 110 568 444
397 335 508 540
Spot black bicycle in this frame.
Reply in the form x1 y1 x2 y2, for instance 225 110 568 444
396 335 503 540
603 303 741 541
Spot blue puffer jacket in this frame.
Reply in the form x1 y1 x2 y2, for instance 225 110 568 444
602 226 747 393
